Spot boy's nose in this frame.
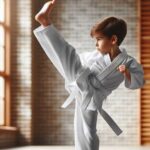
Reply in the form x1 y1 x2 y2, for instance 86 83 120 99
96 42 98 47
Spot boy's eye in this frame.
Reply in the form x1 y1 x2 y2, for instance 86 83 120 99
97 38 102 41
97 37 103 39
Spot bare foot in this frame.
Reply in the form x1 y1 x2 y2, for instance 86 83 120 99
35 0 56 27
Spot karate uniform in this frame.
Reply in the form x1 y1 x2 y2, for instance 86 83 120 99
33 24 145 150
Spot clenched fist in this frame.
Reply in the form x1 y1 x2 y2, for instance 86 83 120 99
117 64 126 74
117 65 131 82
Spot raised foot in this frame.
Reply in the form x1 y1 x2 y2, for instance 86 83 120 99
35 0 56 27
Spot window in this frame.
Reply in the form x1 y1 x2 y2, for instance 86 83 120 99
0 0 11 126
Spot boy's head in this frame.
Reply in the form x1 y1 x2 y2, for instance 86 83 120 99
90 16 127 54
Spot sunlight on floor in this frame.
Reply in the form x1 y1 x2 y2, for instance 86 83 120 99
4 145 150 150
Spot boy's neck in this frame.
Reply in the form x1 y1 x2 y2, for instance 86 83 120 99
109 46 121 62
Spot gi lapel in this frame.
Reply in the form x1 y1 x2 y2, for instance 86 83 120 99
96 51 128 81
81 51 128 111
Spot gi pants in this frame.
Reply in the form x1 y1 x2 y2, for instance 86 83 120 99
74 98 99 150
33 24 100 150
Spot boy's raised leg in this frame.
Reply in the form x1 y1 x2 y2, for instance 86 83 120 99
33 0 84 83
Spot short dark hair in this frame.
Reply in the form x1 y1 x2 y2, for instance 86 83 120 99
90 16 127 46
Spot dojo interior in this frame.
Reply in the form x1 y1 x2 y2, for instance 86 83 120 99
0 0 150 149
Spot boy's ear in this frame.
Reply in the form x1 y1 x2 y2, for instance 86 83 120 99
111 35 118 45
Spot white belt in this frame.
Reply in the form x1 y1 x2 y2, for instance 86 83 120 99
61 68 123 136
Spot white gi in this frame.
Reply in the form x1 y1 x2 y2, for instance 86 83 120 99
33 24 145 150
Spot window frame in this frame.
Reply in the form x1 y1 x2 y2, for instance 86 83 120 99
0 0 11 126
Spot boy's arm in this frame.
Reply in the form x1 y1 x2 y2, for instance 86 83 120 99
78 51 93 66
124 57 145 89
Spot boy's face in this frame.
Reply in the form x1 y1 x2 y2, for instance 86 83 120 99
93 32 116 55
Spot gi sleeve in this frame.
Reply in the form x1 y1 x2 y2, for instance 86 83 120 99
33 24 83 83
124 56 145 89
78 51 92 66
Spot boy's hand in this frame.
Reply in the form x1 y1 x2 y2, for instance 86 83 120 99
117 65 131 82
117 64 126 74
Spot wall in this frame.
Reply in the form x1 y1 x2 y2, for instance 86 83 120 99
10 0 32 146
0 127 18 149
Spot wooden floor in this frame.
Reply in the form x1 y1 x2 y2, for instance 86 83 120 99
4 145 150 150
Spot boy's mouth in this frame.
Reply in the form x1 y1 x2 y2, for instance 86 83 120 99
96 47 100 50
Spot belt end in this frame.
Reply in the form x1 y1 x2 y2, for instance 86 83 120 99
116 129 123 136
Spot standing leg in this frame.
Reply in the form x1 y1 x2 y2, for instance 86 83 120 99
74 99 99 150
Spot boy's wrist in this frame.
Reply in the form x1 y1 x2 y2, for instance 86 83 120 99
123 68 131 82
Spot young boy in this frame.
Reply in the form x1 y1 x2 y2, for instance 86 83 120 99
33 0 145 150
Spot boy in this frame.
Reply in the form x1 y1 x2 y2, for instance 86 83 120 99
33 0 145 150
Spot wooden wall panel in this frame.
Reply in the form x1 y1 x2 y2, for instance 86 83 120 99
140 0 150 145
